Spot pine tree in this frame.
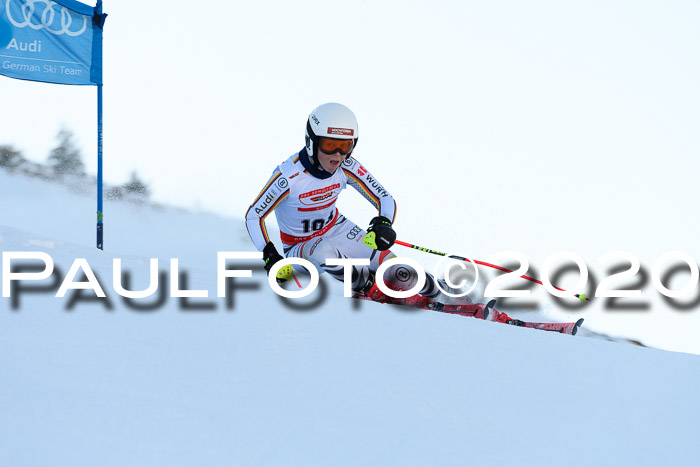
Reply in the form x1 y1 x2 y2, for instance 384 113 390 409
123 171 150 198
0 144 26 170
47 128 86 179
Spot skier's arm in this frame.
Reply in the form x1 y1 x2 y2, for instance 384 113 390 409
342 158 397 223
244 169 290 251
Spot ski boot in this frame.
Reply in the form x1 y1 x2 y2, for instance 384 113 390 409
355 273 445 310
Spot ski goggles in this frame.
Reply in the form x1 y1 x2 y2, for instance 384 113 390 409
318 137 354 156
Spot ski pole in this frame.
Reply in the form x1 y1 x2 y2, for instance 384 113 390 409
394 239 589 302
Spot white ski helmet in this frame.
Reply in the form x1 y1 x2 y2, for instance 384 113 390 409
305 103 359 161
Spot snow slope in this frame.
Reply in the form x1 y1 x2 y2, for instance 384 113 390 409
1 170 699 467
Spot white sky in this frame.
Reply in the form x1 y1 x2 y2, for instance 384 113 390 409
2 0 700 351
2 0 695 217
3 0 699 247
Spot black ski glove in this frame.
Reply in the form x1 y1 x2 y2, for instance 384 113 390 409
263 242 293 283
362 216 396 251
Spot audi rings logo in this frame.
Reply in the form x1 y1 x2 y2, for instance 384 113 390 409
346 226 362 240
5 0 87 36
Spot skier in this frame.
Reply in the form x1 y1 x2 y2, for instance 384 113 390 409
245 102 511 313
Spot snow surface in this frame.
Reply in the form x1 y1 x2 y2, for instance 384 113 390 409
1 170 699 467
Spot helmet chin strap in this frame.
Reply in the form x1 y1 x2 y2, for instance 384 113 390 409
308 143 333 173
310 146 322 170
314 156 332 173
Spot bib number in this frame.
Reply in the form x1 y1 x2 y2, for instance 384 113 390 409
301 212 334 233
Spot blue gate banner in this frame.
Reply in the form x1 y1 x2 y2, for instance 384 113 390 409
0 0 105 85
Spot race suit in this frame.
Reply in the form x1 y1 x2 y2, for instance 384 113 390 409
245 148 454 297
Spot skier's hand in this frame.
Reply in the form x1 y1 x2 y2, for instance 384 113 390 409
263 242 293 283
363 216 396 251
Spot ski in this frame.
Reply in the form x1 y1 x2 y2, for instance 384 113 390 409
438 299 496 320
352 293 492 319
485 305 584 335
518 318 584 336
352 293 583 335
